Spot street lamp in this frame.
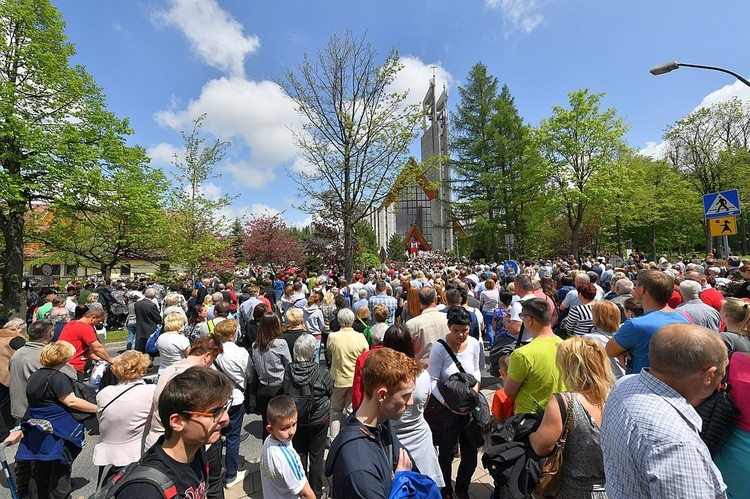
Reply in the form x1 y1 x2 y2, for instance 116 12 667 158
650 61 750 88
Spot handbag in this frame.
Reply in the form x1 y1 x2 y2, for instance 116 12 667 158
145 324 163 355
695 352 740 456
436 339 491 448
535 392 574 498
45 373 98 422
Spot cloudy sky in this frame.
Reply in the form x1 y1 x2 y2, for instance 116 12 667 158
54 0 750 226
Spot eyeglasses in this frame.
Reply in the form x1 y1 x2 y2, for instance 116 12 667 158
181 399 232 423
521 313 534 320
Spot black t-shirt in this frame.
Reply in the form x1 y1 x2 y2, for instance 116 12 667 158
26 368 74 407
116 442 208 498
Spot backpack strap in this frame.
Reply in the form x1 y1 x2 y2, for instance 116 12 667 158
105 462 177 498
437 339 465 374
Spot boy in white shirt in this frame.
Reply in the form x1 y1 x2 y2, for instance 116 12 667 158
260 395 316 498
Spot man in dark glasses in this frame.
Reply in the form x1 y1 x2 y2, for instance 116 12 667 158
114 366 233 498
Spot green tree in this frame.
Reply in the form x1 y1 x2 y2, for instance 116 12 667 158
160 115 233 277
536 89 628 258
0 0 150 312
450 63 540 261
386 233 405 261
354 220 378 256
28 160 168 281
664 97 750 253
281 30 421 281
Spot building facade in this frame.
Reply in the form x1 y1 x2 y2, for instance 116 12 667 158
370 76 453 257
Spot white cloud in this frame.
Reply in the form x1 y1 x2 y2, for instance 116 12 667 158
640 80 750 159
486 0 547 36
200 182 221 202
224 160 277 189
694 80 750 111
639 140 670 159
249 204 281 217
147 142 182 165
153 0 260 77
155 76 302 188
391 57 454 109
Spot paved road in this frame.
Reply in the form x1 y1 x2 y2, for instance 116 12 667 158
0 342 267 499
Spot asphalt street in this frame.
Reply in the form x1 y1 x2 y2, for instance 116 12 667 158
0 342 267 499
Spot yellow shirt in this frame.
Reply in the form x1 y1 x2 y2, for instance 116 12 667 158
507 336 565 415
326 327 369 388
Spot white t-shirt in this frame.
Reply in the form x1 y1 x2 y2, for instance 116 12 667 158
156 333 190 373
427 335 482 405
508 294 535 342
260 436 307 498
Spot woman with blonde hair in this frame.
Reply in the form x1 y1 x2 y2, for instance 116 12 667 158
585 300 625 377
93 351 154 486
529 337 615 498
17 341 97 498
156 312 189 373
720 297 750 351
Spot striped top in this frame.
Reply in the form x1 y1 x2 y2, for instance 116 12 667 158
561 303 594 336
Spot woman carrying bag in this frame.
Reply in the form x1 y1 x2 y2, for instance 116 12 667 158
425 306 482 499
528 337 614 498
16 341 97 499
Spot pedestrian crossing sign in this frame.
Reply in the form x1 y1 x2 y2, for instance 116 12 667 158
703 189 741 219
709 216 737 236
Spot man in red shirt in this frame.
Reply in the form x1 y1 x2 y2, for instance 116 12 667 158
686 269 723 312
58 307 112 380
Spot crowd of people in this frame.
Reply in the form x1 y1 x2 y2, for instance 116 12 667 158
0 250 748 498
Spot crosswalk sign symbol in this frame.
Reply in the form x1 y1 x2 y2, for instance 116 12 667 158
709 217 737 236
703 190 741 219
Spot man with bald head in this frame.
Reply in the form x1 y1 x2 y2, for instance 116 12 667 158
601 324 728 498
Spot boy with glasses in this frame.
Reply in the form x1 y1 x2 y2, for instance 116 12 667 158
114 366 233 498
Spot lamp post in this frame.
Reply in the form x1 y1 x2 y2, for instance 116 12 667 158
650 61 750 88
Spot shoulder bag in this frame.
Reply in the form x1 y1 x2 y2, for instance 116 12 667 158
535 392 574 498
436 339 493 443
695 351 740 456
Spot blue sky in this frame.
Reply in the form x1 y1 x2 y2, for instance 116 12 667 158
53 0 750 227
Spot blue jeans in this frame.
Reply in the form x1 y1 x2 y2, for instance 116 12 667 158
126 324 136 350
217 404 244 481
314 338 322 363
483 311 495 346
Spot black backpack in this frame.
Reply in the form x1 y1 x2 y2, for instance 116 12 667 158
90 462 177 499
282 366 318 425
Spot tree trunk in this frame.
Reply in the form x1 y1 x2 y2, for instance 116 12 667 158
344 222 354 281
1 208 27 316
650 221 657 261
101 264 112 283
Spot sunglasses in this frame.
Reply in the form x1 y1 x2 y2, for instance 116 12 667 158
181 399 233 423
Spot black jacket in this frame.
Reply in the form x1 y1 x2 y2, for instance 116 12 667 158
134 299 161 339
283 361 333 426
325 413 413 499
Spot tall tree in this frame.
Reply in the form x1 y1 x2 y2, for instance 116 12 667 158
27 161 168 280
664 97 750 253
160 115 233 277
281 30 421 280
0 0 150 312
536 89 628 257
450 63 539 261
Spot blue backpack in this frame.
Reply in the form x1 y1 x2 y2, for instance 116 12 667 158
145 324 163 355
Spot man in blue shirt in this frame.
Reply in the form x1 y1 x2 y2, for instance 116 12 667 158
606 269 688 373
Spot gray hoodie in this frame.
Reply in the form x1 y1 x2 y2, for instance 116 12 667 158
302 304 326 338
